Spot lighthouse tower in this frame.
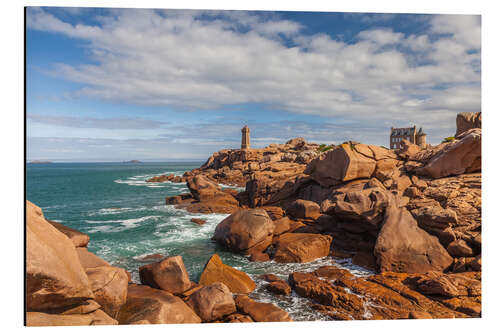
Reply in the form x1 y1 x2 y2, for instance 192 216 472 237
241 125 250 150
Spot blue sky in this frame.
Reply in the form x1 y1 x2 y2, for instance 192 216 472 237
26 7 481 162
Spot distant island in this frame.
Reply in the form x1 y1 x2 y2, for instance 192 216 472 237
123 160 141 163
28 160 53 164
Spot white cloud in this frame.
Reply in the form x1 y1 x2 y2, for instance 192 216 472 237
358 28 404 45
27 8 481 131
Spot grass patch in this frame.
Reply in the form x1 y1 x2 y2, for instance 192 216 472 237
442 136 455 143
317 144 334 152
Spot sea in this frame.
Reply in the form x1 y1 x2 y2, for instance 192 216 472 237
26 162 373 321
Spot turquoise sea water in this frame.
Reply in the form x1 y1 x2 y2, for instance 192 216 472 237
26 162 372 321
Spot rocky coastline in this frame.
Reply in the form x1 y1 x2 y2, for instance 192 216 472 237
26 112 481 325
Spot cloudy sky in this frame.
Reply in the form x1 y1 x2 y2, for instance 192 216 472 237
26 7 480 162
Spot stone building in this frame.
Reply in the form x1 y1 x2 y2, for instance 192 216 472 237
241 125 250 150
390 126 427 149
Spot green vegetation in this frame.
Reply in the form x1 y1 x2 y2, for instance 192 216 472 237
442 136 455 143
317 144 334 152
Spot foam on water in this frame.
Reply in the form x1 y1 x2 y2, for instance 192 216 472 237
30 163 378 322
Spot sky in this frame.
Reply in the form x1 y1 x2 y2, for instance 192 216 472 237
26 7 481 162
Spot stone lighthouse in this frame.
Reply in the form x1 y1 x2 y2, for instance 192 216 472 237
241 125 250 150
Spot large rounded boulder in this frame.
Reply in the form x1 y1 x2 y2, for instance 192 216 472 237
85 266 129 319
186 282 236 322
305 143 380 187
117 284 201 324
26 201 94 312
139 256 192 294
213 209 275 252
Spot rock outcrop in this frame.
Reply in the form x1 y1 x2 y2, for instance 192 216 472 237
374 206 453 273
26 201 95 312
305 143 396 187
234 295 292 322
288 266 479 320
417 129 481 179
455 112 481 137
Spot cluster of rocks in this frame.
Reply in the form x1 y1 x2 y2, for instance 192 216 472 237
28 112 481 325
26 201 293 326
149 137 321 188
160 112 482 320
146 174 186 183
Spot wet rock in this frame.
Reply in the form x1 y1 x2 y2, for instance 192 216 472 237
265 280 291 296
234 295 292 322
288 272 365 319
248 252 270 262
313 266 355 281
146 174 175 183
190 218 206 225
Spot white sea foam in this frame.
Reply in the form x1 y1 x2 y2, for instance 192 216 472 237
114 170 189 188
88 207 149 216
86 215 161 233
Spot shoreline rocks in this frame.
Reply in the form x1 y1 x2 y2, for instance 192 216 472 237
213 209 274 253
199 254 256 294
139 256 192 294
26 201 95 313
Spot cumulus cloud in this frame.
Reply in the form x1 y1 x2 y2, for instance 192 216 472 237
26 8 480 138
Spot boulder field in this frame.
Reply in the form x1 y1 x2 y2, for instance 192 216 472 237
167 112 481 273
25 201 292 326
162 112 481 319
